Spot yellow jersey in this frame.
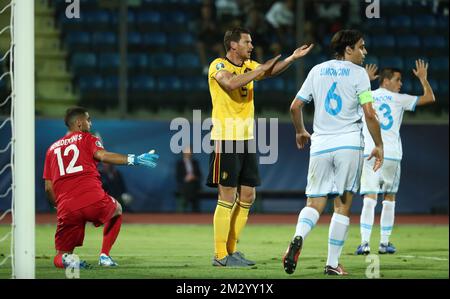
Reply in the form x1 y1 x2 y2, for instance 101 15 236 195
208 57 261 140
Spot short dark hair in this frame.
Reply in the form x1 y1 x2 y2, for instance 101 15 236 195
223 27 251 52
379 68 402 85
330 29 364 59
64 106 88 128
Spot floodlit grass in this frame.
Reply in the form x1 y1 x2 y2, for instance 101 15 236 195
0 224 448 279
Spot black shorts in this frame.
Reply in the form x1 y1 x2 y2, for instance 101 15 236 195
206 140 261 188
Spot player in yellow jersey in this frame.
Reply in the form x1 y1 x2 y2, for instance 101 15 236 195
207 27 314 267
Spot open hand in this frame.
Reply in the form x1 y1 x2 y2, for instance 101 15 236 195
365 64 379 81
412 59 428 81
292 44 314 60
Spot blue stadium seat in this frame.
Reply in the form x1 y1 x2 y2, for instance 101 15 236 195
150 53 175 70
183 76 208 91
413 15 437 30
365 18 388 34
437 15 449 29
70 53 97 73
130 75 156 91
389 15 412 29
92 32 117 50
128 54 149 71
103 76 119 92
176 53 201 69
169 33 195 47
98 53 120 71
364 55 379 66
157 76 182 91
78 75 103 93
128 32 142 48
85 10 112 30
136 11 161 31
143 32 167 48
430 57 449 71
401 78 413 94
422 36 447 49
259 78 285 92
371 35 396 48
64 31 91 51
379 56 404 70
396 35 421 49
439 79 448 94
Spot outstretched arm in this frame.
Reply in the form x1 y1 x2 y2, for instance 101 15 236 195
413 59 436 106
94 149 159 168
264 44 314 78
290 98 310 149
215 55 281 91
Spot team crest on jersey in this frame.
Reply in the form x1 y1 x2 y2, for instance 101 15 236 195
221 171 228 180
95 140 104 148
216 62 225 70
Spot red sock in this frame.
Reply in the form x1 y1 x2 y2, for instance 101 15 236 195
53 254 65 268
101 214 122 256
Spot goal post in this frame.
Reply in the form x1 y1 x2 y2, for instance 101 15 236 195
12 0 35 279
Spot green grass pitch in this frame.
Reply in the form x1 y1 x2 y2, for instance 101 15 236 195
0 224 448 279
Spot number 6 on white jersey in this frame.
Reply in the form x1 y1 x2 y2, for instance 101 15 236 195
54 144 84 176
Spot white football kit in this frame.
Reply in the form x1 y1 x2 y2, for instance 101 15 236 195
296 59 373 197
360 87 419 194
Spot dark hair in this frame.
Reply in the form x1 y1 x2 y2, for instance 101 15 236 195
379 68 402 85
64 106 88 128
223 27 251 52
330 29 364 59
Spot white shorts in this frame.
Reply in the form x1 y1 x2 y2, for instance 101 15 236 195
360 158 401 195
306 149 363 197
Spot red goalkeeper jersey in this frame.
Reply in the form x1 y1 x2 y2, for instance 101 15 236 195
43 131 107 211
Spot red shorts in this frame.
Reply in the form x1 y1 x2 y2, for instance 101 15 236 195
55 194 118 251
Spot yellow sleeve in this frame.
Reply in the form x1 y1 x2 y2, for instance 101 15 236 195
209 59 228 79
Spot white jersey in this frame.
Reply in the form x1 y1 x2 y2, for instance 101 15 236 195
296 59 371 155
363 87 418 160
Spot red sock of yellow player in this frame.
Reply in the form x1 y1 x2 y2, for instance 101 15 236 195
213 198 233 260
227 199 252 254
101 214 122 256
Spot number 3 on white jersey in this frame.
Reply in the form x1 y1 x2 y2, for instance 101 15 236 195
54 144 84 176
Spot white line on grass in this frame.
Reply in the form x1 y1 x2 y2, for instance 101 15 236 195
399 255 448 261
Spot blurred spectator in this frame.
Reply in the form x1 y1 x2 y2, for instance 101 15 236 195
245 8 279 61
176 146 202 213
195 4 225 74
312 0 350 38
265 0 295 50
99 162 134 212
215 0 241 23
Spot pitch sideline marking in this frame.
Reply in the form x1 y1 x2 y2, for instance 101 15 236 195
399 255 448 261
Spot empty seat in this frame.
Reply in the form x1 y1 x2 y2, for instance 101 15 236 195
364 55 379 66
78 75 103 93
85 10 112 29
396 35 421 49
64 31 91 51
136 11 161 31
103 76 119 92
401 78 413 94
92 32 117 51
413 15 437 30
176 53 201 69
379 57 404 70
182 76 208 91
70 52 97 74
127 54 149 71
142 32 167 48
157 76 182 91
98 53 120 72
389 15 412 29
130 75 156 91
150 53 175 70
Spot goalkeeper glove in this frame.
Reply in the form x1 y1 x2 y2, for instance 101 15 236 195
127 150 159 168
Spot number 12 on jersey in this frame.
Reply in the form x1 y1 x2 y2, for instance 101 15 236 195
54 144 84 176
325 82 342 116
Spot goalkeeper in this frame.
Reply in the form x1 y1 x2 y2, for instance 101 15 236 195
43 107 159 269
